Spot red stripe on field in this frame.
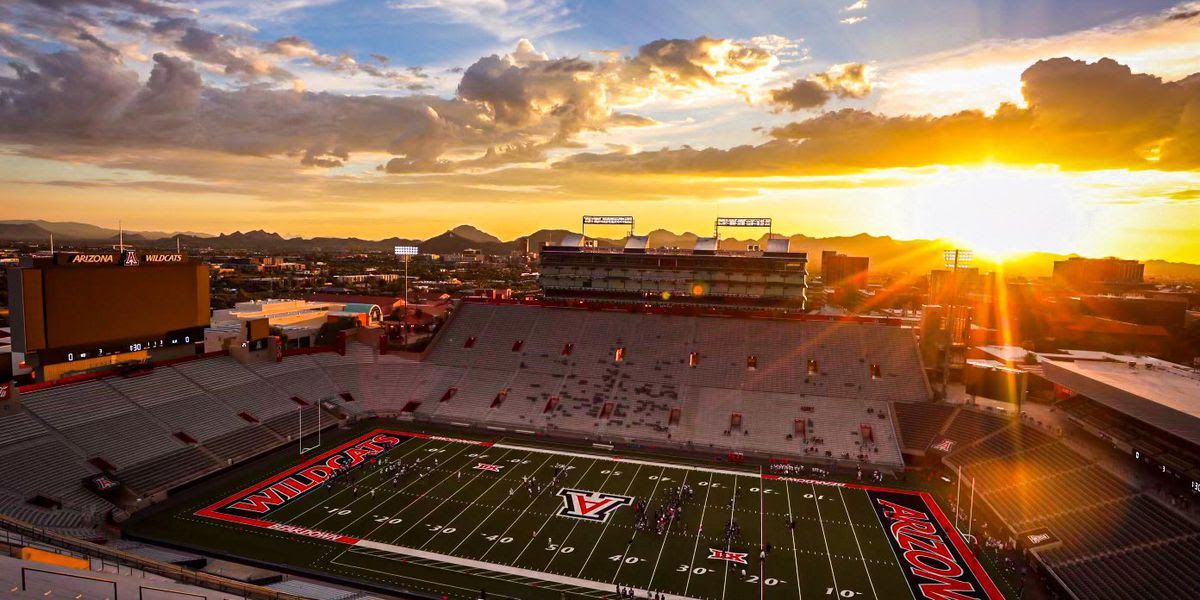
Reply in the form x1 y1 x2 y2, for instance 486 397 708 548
920 491 1006 600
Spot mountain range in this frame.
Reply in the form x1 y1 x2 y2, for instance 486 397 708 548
3 220 1199 281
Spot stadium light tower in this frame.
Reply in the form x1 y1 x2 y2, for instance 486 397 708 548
941 249 972 400
395 246 419 344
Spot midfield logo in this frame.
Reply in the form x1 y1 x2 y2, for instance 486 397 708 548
475 463 503 472
556 488 633 522
708 548 749 564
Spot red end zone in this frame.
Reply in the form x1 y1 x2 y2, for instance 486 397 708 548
195 429 489 540
764 474 1004 600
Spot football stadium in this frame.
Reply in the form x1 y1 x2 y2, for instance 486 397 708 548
1 238 1199 600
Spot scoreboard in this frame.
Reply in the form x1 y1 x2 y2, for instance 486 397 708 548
7 252 210 371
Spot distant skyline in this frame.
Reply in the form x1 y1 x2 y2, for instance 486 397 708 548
2 1 1199 262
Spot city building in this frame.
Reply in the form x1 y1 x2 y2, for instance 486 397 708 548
205 298 382 351
1053 256 1145 288
820 251 869 290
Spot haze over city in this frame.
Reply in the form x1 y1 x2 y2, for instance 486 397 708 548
2 0 1200 262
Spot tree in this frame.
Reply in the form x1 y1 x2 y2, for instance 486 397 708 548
315 317 358 347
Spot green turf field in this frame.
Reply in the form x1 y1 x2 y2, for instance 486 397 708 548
129 427 1005 600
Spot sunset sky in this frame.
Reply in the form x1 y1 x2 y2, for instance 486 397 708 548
2 0 1199 262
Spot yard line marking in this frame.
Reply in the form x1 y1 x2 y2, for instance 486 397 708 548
837 487 880 600
647 470 689 590
784 483 803 600
305 438 441 531
329 553 528 600
577 463 644 579
331 441 477 555
683 472 715 596
335 549 629 600
610 466 668 584
290 437 434 525
759 467 765 600
809 483 841 598
543 459 620 572
449 451 557 556
720 474 739 600
479 456 578 561
398 448 518 548
512 458 598 566
492 442 755 477
418 449 532 551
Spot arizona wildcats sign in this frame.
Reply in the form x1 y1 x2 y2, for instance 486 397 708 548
556 488 633 522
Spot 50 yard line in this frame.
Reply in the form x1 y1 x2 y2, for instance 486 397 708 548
576 463 644 579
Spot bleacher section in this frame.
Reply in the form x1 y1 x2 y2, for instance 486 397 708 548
944 417 1200 600
392 302 922 468
892 402 957 453
0 357 338 524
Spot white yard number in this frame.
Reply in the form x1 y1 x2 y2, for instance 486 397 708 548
745 576 781 586
427 525 456 534
326 508 351 515
609 555 642 564
373 516 402 524
483 534 513 543
827 588 859 597
677 565 708 575
546 544 574 553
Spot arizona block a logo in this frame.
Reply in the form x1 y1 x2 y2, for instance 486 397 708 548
556 488 633 522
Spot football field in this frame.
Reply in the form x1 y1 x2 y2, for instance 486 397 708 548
166 429 1003 600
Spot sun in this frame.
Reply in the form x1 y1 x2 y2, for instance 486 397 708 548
896 166 1099 260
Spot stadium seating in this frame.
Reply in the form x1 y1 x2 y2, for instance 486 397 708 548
116 446 222 497
1051 535 1200 600
202 426 285 462
943 415 1200 600
340 302 917 468
892 402 957 452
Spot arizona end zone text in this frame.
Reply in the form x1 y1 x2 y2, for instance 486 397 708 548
196 430 1002 600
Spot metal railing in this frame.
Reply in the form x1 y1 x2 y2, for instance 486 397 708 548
0 514 307 600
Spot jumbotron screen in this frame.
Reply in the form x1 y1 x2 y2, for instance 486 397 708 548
42 264 208 349
13 253 209 360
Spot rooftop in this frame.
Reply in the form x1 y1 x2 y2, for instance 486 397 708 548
1038 353 1200 445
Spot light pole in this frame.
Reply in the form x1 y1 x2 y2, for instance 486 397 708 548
395 246 419 345
942 249 972 401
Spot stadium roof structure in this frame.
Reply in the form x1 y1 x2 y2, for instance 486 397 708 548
1038 352 1200 446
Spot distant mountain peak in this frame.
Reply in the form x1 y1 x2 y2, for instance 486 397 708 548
450 224 502 245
